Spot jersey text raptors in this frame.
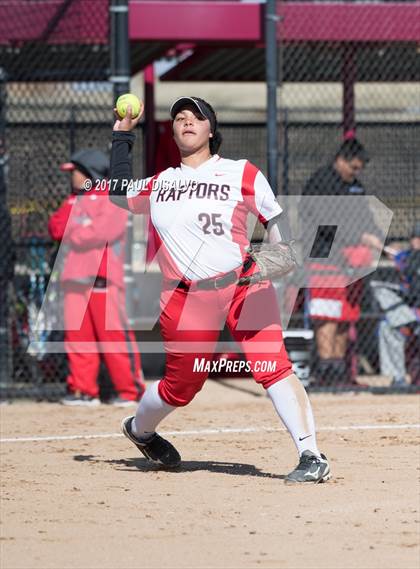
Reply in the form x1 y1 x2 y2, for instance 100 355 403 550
127 155 282 280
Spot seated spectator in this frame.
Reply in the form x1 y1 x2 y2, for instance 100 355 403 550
371 221 420 387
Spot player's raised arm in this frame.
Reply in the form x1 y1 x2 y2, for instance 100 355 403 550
109 104 143 211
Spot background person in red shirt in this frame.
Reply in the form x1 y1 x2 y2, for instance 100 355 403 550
48 149 145 407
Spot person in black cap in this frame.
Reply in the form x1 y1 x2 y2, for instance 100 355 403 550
372 220 420 387
59 149 110 185
108 96 332 484
48 149 145 406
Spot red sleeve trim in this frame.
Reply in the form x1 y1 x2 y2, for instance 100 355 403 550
240 161 268 225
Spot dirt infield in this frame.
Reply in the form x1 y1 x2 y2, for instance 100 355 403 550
1 380 419 569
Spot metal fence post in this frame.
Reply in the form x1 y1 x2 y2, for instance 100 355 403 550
110 0 130 100
110 0 135 323
265 0 279 195
0 67 12 388
343 44 356 137
282 108 289 196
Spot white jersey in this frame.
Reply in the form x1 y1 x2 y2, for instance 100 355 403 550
127 154 282 280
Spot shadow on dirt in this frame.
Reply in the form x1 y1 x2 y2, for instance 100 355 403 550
73 454 285 479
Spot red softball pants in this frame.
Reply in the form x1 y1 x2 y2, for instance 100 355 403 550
158 278 293 407
64 283 143 400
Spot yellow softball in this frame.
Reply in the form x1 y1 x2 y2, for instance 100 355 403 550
116 93 143 119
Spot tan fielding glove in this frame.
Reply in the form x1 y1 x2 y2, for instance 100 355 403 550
238 241 297 286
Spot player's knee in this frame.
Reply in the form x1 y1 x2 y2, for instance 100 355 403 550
158 378 204 407
256 361 294 390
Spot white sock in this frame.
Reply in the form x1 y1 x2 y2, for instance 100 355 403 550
132 381 176 440
267 374 321 457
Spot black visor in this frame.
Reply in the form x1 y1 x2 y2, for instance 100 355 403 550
170 97 216 133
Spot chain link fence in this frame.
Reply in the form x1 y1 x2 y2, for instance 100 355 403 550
204 122 419 392
0 0 114 399
0 1 419 400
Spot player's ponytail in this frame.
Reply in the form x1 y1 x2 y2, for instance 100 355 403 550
210 130 222 155
191 97 222 154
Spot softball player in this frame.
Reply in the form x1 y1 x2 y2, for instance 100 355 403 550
109 97 331 483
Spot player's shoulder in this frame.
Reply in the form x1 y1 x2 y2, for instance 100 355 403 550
217 157 265 176
212 156 249 171
214 158 268 188
234 158 259 169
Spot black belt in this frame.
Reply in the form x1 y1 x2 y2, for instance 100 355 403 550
93 276 107 288
174 257 254 291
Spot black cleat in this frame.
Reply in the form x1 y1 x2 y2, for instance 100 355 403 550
285 450 331 484
121 416 181 469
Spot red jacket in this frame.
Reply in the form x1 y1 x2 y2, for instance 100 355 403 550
48 190 128 289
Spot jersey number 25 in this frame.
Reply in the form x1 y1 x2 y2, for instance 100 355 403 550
198 213 224 236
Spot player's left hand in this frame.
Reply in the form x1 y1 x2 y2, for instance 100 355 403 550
238 241 297 286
